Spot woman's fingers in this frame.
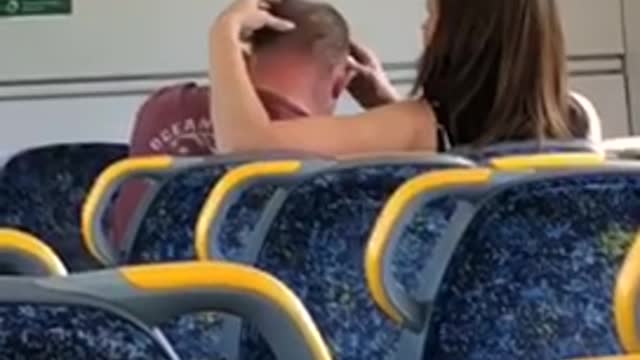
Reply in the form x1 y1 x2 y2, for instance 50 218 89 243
348 55 373 76
348 56 367 73
257 0 272 10
264 13 295 31
258 0 281 10
217 0 293 39
254 0 294 32
349 44 367 64
349 41 375 64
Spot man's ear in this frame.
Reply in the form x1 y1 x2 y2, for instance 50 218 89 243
244 52 258 76
331 64 356 99
243 48 255 64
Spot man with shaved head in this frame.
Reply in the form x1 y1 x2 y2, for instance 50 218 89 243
112 0 353 246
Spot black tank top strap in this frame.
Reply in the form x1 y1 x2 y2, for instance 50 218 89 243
437 125 452 152
432 100 452 152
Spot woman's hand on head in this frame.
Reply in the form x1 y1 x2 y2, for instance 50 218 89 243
213 0 295 41
347 40 400 109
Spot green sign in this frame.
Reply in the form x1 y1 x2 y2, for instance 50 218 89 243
0 0 71 17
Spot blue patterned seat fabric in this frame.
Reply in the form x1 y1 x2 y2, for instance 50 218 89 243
127 166 230 264
450 140 598 162
126 165 277 360
392 197 456 295
128 165 277 264
241 164 459 360
217 184 279 262
0 304 170 360
158 311 227 360
0 144 128 272
421 173 640 359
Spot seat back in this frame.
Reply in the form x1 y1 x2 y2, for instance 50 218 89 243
604 137 640 160
614 232 640 353
83 153 332 360
366 154 606 329
428 169 639 358
0 262 331 360
200 154 475 359
369 161 640 359
0 143 128 271
192 159 336 360
196 160 337 263
576 357 640 360
450 139 601 162
0 228 67 276
127 163 239 264
0 303 172 360
570 91 603 142
83 152 331 266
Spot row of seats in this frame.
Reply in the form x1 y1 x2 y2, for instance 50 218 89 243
0 230 329 359
0 227 639 360
0 138 639 359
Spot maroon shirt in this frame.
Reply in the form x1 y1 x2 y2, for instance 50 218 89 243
111 83 309 247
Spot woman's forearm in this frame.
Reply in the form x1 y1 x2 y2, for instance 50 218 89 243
209 17 272 151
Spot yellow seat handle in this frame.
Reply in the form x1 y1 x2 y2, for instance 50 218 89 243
195 160 334 262
365 168 492 325
489 152 605 171
0 228 67 276
82 156 176 265
615 232 640 352
121 262 333 359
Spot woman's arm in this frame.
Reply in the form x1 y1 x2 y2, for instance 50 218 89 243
209 15 273 151
347 42 401 109
209 0 436 155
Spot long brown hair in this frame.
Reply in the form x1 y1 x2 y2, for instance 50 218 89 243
414 0 583 146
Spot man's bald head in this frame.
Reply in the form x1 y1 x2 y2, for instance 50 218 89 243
251 0 350 67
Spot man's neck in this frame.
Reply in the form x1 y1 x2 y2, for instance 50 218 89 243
250 54 329 115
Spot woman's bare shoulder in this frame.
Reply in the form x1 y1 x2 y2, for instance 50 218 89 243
262 99 438 155
352 99 435 129
342 99 436 150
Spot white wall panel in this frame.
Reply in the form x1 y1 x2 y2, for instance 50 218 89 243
559 0 624 56
623 0 640 134
0 95 142 156
0 0 424 82
0 0 623 81
570 75 629 138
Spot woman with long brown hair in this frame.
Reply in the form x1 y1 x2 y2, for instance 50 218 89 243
209 0 585 155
